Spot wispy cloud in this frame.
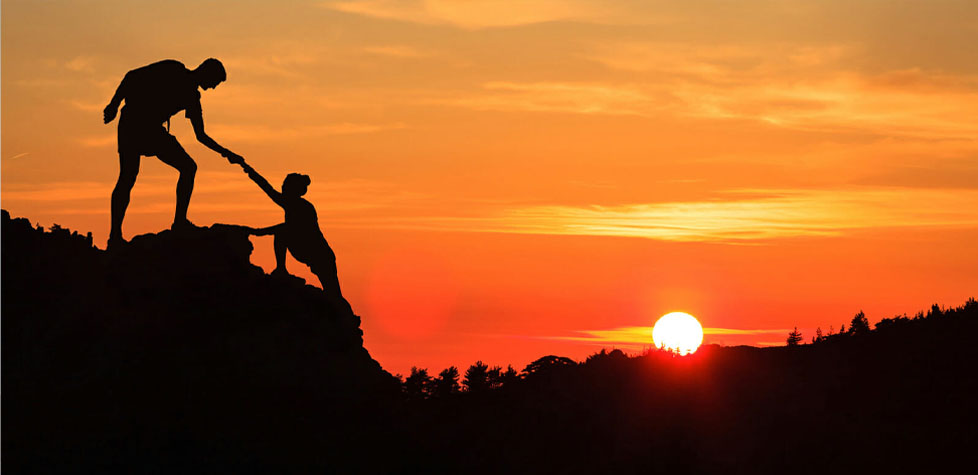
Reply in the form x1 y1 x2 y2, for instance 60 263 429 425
585 42 853 75
482 188 978 242
451 81 664 116
438 67 978 140
363 45 434 58
542 325 789 348
78 135 116 148
671 74 978 140
207 122 407 142
64 56 97 73
331 187 978 242
0 172 254 203
222 50 324 80
69 99 106 112
583 41 978 140
322 0 622 29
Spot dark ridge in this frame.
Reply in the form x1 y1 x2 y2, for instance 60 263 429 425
1 210 404 473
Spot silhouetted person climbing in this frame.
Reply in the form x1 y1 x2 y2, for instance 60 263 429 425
237 160 353 315
104 58 243 250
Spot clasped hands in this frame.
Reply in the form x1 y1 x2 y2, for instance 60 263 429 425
222 149 244 165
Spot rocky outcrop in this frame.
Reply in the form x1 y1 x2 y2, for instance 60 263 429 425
2 210 403 473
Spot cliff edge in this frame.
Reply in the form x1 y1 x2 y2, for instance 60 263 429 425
2 210 403 472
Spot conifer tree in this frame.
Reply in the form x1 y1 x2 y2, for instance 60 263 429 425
787 327 803 346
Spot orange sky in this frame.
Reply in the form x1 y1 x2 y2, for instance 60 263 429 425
3 0 978 375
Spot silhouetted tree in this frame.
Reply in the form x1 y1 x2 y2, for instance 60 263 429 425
487 365 504 389
814 327 824 343
404 367 432 400
787 327 803 346
849 311 871 336
464 361 490 393
522 355 577 378
432 366 461 398
499 365 520 387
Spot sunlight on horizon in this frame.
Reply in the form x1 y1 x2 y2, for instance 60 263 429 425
652 312 704 355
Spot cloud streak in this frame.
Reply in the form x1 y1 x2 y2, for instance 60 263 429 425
324 187 978 242
0 172 255 203
322 0 620 29
363 45 434 58
451 81 664 116
542 325 789 348
485 188 978 242
206 122 408 143
581 42 978 139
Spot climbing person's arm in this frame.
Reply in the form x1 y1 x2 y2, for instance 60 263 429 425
250 223 285 236
240 161 286 207
103 71 132 124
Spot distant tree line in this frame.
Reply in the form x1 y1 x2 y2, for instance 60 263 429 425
401 298 978 399
398 355 579 400
788 298 977 346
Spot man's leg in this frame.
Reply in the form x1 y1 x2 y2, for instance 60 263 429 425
110 152 140 244
155 138 197 228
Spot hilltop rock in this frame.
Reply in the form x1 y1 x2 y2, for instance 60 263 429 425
1 210 403 473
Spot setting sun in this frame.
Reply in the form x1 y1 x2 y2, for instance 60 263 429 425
652 312 704 355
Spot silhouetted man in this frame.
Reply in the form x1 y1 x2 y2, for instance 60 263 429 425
103 58 243 249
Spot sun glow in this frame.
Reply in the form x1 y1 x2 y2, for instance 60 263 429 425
652 312 704 355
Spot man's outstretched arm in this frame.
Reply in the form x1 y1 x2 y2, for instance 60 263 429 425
190 114 244 164
103 72 132 123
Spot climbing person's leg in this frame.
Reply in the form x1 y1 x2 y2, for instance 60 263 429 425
109 152 141 249
313 259 353 315
155 135 197 230
272 230 289 275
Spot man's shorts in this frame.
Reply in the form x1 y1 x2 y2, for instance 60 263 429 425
117 119 184 157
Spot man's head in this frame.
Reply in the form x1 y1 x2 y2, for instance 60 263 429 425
282 173 311 197
195 58 226 90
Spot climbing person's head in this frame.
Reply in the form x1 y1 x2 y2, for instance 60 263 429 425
282 173 311 197
195 58 226 90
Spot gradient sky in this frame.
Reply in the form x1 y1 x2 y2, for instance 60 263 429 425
3 0 977 375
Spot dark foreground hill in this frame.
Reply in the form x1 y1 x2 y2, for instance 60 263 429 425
3 210 977 473
1 210 403 472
